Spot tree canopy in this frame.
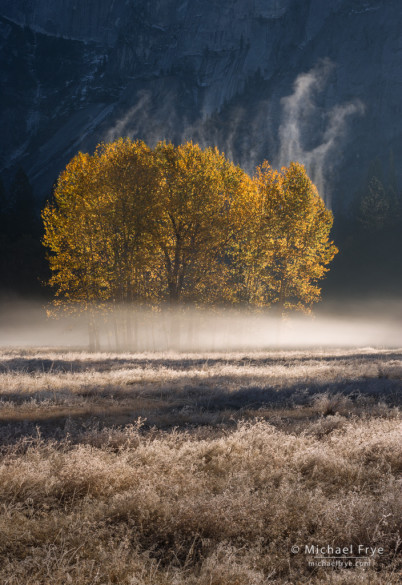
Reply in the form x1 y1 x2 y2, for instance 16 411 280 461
42 139 337 314
239 161 337 310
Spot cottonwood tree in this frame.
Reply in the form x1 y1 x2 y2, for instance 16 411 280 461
152 141 257 305
234 161 337 311
43 140 162 347
43 140 337 348
94 139 162 306
42 152 110 348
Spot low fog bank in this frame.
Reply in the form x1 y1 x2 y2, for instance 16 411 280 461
0 298 401 351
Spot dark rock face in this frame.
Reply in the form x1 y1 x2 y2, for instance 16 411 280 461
1 0 401 205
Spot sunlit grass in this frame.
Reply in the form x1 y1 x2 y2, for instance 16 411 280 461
0 348 400 584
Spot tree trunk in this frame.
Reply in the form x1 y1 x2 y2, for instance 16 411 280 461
88 311 100 351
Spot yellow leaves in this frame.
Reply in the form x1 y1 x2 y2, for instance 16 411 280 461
151 142 258 304
233 160 338 311
42 139 337 313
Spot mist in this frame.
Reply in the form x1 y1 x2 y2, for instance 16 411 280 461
276 60 364 205
1 300 401 351
103 60 365 208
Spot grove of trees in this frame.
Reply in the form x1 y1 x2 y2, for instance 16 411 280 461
327 150 402 298
42 139 337 323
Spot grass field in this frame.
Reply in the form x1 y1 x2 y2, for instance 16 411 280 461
0 347 401 584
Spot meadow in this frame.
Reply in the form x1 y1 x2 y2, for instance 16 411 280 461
0 347 400 584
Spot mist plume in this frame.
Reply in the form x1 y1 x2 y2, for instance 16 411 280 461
276 60 364 205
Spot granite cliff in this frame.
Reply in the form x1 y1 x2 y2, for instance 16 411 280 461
1 0 401 206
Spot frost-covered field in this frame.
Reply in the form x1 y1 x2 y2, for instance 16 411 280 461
0 348 401 584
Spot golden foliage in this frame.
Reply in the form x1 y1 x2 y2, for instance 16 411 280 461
153 141 257 304
232 161 338 311
42 140 337 312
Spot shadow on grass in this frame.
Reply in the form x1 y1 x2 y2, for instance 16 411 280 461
1 350 402 374
0 372 400 444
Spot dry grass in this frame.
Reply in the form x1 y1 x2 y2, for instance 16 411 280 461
0 348 400 584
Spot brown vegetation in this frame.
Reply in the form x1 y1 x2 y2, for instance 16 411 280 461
0 348 400 584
